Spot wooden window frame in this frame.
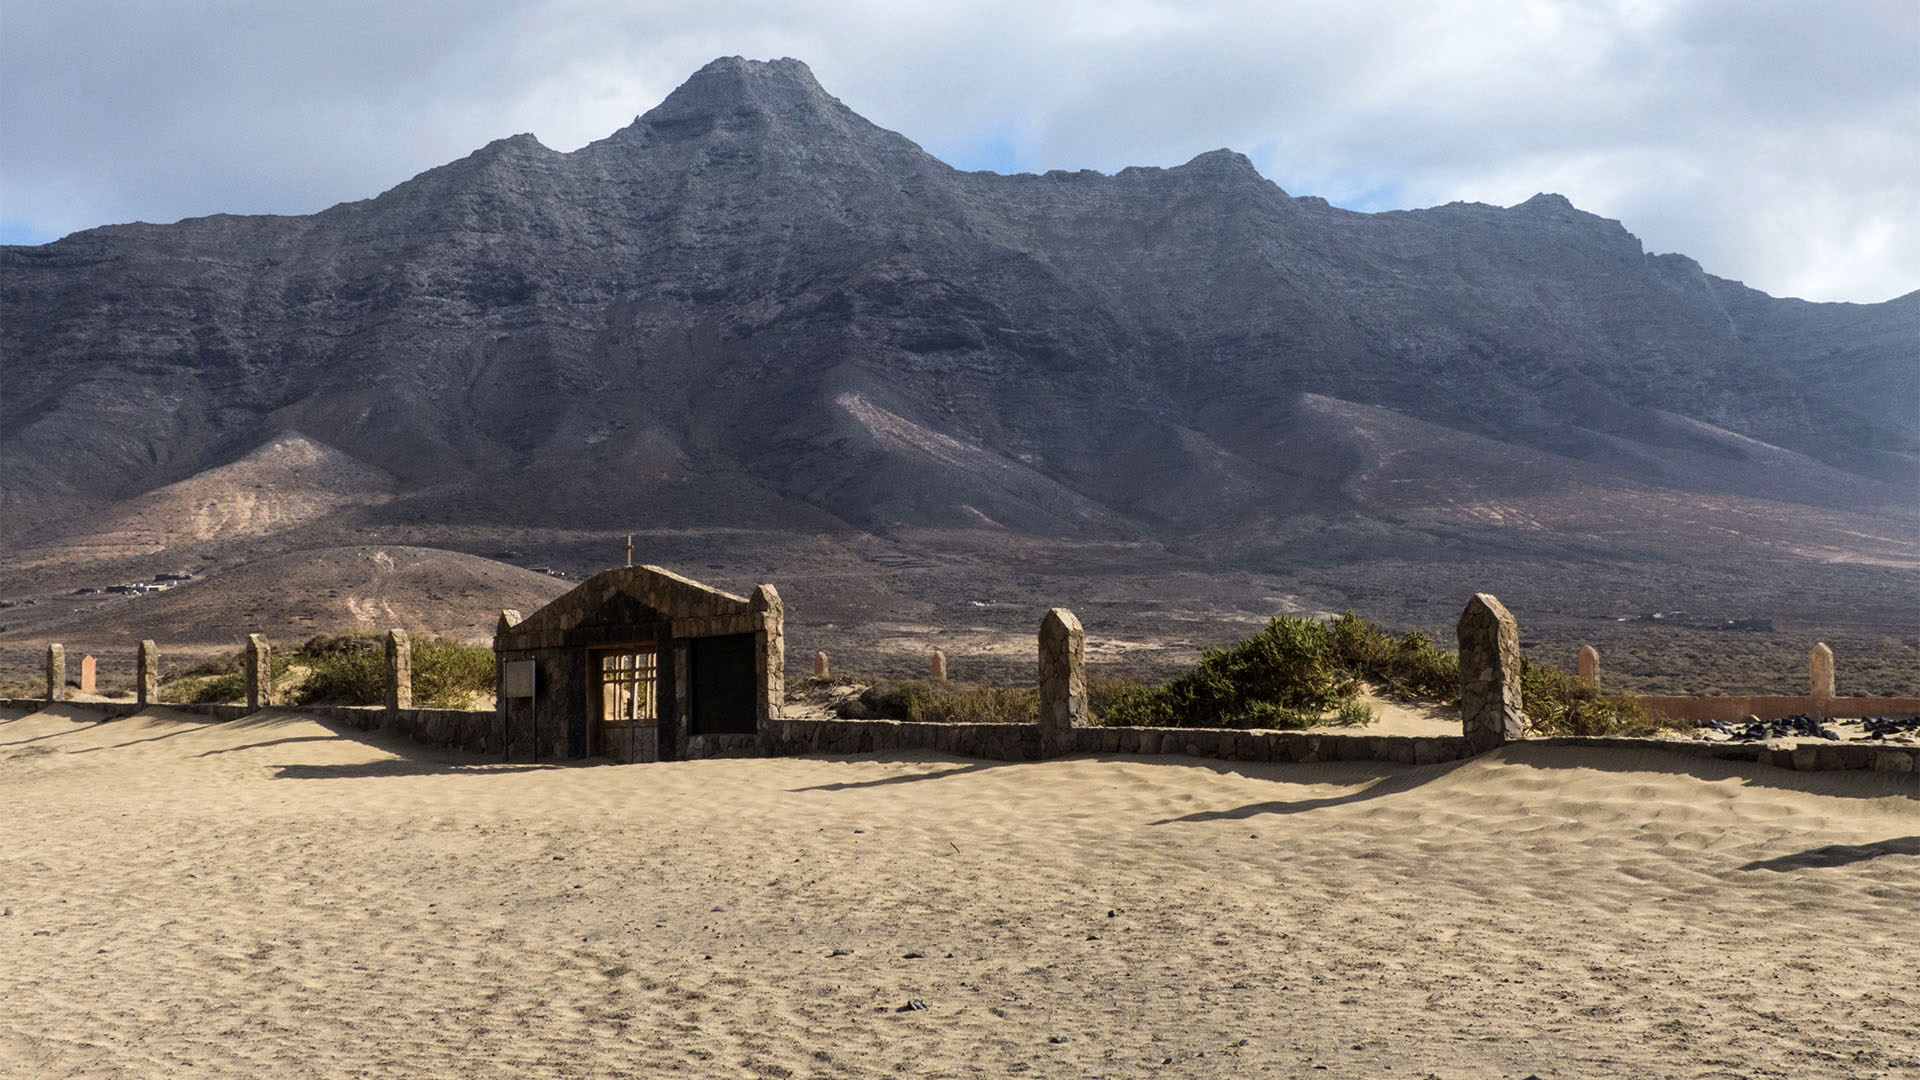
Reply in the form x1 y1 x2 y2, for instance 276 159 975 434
597 646 659 727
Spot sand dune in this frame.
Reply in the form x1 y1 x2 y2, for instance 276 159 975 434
2 704 1915 1078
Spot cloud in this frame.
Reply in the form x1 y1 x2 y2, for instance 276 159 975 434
3 0 1914 302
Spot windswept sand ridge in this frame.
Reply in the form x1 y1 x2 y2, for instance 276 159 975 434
3 705 1915 1078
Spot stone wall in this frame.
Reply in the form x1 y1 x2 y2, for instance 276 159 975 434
683 733 764 760
1526 735 1919 774
760 716 1475 766
762 718 1047 760
3 699 1912 776
316 703 502 754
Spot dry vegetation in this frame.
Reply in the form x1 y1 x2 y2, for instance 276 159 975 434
155 634 495 709
1517 626 1920 698
806 612 1699 738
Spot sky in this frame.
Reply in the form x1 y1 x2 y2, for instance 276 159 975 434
2 0 1915 303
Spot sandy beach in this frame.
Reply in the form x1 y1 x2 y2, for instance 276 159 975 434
3 704 1916 1079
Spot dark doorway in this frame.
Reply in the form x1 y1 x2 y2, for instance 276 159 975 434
691 634 757 735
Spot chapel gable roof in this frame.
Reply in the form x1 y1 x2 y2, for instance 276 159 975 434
496 565 753 647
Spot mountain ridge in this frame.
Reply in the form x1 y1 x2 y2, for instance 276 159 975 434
3 57 1914 563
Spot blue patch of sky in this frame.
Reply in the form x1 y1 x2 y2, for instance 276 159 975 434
936 130 1030 175
1325 180 1410 213
0 220 58 246
1239 143 1416 212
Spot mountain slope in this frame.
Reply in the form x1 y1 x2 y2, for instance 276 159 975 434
3 56 1914 554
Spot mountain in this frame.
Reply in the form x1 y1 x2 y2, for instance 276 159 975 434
3 56 1915 567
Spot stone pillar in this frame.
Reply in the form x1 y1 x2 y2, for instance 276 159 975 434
751 585 785 726
245 634 272 710
929 650 947 682
46 643 64 703
78 654 97 695
137 640 158 706
812 651 829 679
1039 608 1087 742
1576 645 1599 688
493 610 524 761
1809 642 1834 713
385 628 412 720
1457 593 1525 751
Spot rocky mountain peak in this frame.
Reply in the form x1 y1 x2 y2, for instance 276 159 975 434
1515 192 1575 211
620 55 851 140
1 54 1913 554
1169 148 1287 195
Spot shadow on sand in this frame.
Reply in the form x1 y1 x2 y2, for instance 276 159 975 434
1737 836 1920 872
1491 742 1920 802
68 718 228 753
271 759 560 780
1149 760 1475 825
788 762 1000 792
1145 741 1919 825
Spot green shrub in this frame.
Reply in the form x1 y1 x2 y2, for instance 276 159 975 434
1092 680 1177 727
1520 658 1688 737
1088 678 1154 724
1329 612 1459 701
1098 615 1360 729
158 648 291 704
292 645 384 706
1334 699 1376 727
285 634 494 708
159 669 248 704
410 638 496 708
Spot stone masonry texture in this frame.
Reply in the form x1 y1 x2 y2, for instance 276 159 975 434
1810 643 1835 703
386 628 413 717
1458 593 1525 751
246 634 272 710
1039 608 1087 734
137 640 158 706
46 644 64 703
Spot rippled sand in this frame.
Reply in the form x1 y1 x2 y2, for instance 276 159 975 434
3 704 1916 1079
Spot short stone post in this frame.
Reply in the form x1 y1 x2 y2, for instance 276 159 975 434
245 634 272 709
1039 608 1087 749
1457 593 1525 751
1809 642 1834 715
1576 645 1599 688
812 651 829 679
137 640 158 706
385 628 412 721
78 654 98 695
46 644 65 703
929 649 947 682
